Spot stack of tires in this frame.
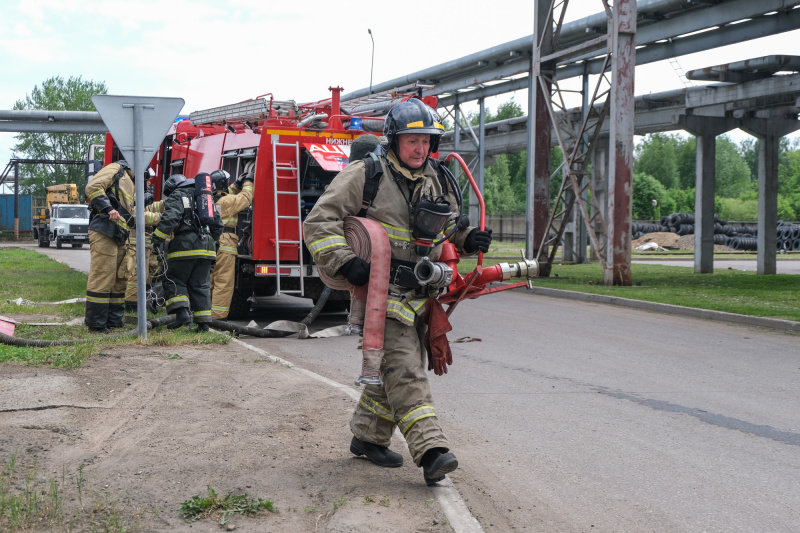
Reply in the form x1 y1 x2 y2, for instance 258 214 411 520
632 213 800 252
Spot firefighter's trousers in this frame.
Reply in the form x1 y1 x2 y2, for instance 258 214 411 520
210 233 238 319
163 258 214 324
85 230 127 329
350 317 449 466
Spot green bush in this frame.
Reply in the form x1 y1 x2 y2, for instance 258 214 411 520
717 197 758 222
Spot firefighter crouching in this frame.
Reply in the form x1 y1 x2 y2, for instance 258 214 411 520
85 160 137 333
124 176 165 311
209 168 254 320
303 99 493 485
151 173 223 331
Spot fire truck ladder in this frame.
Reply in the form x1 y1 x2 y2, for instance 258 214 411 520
271 139 304 297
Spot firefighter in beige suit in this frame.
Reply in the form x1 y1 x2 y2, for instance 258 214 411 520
85 161 136 332
209 169 254 319
303 99 492 485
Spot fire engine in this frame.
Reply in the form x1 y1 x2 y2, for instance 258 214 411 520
101 85 437 318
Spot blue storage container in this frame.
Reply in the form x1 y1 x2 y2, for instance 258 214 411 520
0 194 33 232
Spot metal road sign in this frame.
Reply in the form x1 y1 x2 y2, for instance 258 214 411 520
91 95 185 339
91 95 184 166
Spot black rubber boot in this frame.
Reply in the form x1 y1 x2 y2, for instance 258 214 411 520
350 437 403 468
195 323 210 332
167 307 192 329
421 448 458 486
84 299 108 331
107 299 125 329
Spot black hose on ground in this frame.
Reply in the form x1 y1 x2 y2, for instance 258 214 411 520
0 315 176 347
3 286 337 346
207 285 334 337
300 285 332 327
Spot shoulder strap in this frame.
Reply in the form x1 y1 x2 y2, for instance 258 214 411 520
427 158 449 196
358 153 383 217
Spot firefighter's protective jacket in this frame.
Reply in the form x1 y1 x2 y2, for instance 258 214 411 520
85 162 136 243
154 187 223 261
214 180 254 254
303 150 474 326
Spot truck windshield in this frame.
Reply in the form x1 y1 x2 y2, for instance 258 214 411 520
57 206 90 219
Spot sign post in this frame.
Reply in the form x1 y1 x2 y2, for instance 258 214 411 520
91 95 185 339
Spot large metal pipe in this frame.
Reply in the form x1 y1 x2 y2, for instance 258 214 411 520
342 0 748 102
0 110 103 122
0 123 107 134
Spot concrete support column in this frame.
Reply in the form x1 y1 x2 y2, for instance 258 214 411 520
562 166 577 263
740 119 800 275
679 115 737 274
590 135 610 262
605 0 637 286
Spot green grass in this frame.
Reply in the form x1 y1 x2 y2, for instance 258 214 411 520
0 248 231 367
0 248 88 320
457 242 800 322
0 452 140 533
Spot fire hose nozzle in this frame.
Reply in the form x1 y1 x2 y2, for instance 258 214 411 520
414 257 453 288
496 252 539 282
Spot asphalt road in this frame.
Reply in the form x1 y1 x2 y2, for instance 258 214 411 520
241 291 800 532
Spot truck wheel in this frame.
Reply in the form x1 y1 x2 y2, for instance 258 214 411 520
227 288 253 320
56 237 63 249
41 236 50 248
72 243 83 249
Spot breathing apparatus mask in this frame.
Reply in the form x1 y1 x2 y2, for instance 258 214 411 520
411 195 451 256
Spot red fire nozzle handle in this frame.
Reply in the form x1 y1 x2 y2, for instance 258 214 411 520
444 152 485 268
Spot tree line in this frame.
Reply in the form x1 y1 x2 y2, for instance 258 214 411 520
9 76 108 198
462 100 800 223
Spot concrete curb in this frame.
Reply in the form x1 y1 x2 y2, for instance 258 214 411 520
514 285 800 333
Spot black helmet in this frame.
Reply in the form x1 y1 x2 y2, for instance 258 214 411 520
383 99 444 154
163 174 187 197
210 169 230 193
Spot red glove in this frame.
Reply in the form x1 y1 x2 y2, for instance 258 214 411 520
424 298 453 376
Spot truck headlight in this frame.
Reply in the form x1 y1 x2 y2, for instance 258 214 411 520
58 228 64 234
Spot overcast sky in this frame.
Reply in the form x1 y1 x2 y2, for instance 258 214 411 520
1 0 798 174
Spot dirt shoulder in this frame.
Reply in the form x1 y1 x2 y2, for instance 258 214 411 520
0 340 453 532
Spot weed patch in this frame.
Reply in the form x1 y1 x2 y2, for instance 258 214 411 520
179 486 276 525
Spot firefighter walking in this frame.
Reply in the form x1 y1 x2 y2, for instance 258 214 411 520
84 160 137 332
151 173 223 331
303 99 492 485
209 169 254 320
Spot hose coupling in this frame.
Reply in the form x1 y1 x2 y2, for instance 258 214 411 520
414 257 453 288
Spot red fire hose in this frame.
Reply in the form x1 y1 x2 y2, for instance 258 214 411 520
318 216 391 386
